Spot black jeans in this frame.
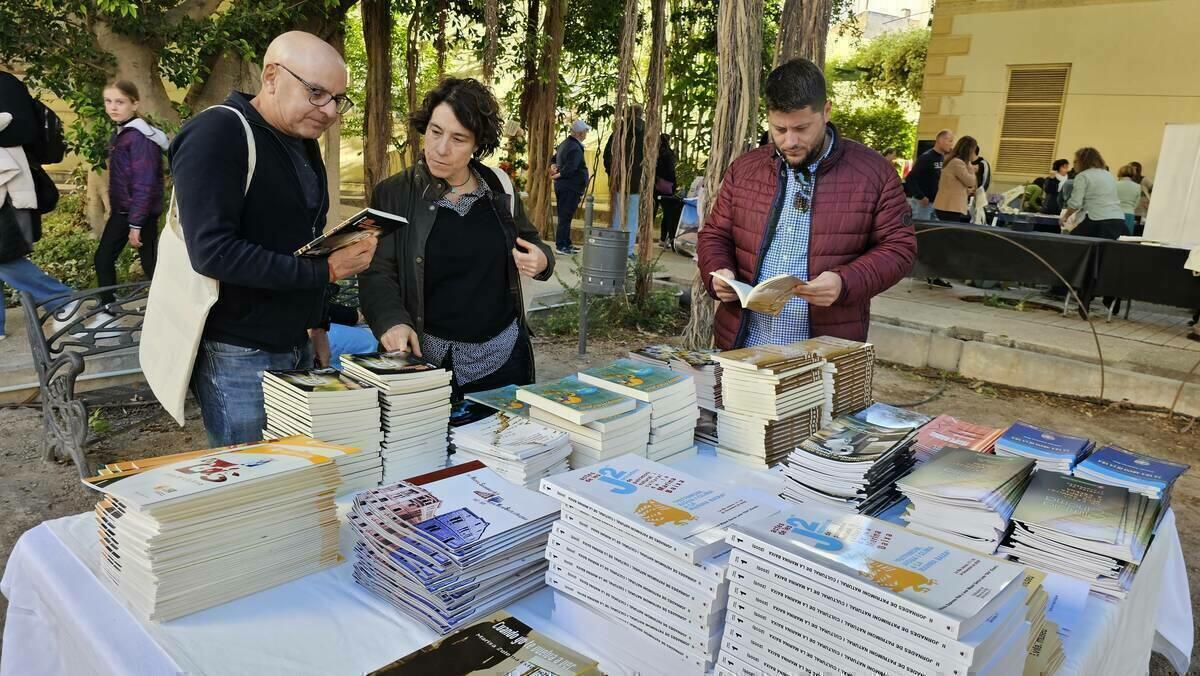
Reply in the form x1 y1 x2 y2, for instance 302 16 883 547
1073 217 1126 313
94 211 158 305
554 187 583 250
656 193 684 243
934 209 970 223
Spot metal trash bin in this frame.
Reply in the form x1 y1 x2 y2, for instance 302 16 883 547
581 226 628 295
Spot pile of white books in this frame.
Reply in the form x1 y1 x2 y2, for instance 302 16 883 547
541 454 778 673
799 335 875 416
349 461 559 634
999 471 1160 600
1073 444 1190 501
994 421 1095 473
897 447 1035 554
517 374 650 467
448 412 571 489
85 438 358 621
780 415 916 516
262 368 384 455
578 359 699 463
718 503 1035 676
341 352 453 482
712 344 830 468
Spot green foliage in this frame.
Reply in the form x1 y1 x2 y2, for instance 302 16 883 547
529 255 688 339
831 104 915 157
828 27 930 104
88 408 111 435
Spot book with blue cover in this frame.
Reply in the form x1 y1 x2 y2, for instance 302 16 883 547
1074 444 1189 500
465 384 530 417
515 375 637 424
993 421 1095 472
576 358 694 402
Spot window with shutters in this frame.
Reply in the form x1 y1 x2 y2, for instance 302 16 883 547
995 65 1070 175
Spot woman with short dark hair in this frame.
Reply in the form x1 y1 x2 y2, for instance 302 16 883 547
360 77 554 402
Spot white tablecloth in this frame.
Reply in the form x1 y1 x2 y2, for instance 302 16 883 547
2 451 1192 676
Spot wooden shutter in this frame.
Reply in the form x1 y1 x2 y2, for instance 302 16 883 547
995 65 1070 175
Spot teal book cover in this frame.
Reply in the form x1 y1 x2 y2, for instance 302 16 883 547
519 376 630 412
579 359 688 393
465 385 530 417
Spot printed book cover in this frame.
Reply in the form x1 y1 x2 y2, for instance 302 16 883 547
517 376 635 415
343 352 441 376
1074 445 1189 495
800 417 912 461
578 359 689 395
367 611 599 675
996 421 1093 460
850 402 931 431
727 502 1026 633
465 384 531 417
295 208 407 257
898 448 1034 503
267 368 365 393
1010 471 1129 545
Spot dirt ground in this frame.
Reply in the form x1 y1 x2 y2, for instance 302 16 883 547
0 335 1196 673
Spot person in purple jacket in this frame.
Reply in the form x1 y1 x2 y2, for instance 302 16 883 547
95 80 167 306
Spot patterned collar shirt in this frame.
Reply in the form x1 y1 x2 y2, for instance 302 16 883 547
744 128 835 347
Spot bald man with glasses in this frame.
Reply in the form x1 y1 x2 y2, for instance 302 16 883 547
166 31 377 446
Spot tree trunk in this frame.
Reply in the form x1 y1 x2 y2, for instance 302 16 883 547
517 0 541 128
91 21 179 125
362 0 393 196
405 5 423 166
683 0 764 350
483 0 499 84
635 0 667 304
608 0 640 241
324 26 345 225
524 0 565 240
775 0 833 68
435 0 448 79
85 169 109 239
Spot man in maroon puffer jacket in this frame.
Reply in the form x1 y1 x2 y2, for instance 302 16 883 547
697 58 916 350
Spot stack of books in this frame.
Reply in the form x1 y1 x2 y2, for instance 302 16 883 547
1020 569 1067 676
366 610 600 675
994 421 1095 473
84 438 357 621
897 447 1035 554
517 375 650 467
349 461 560 634
448 412 571 489
1000 471 1160 600
1074 444 1190 501
627 343 679 368
540 454 779 673
719 504 1035 676
780 416 917 516
342 352 454 482
262 368 384 456
666 349 720 411
799 335 875 416
911 414 1003 464
711 344 831 468
578 359 699 464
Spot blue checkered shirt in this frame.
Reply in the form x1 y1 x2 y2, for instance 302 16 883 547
744 133 834 347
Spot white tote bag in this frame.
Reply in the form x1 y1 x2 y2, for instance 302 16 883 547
140 106 256 425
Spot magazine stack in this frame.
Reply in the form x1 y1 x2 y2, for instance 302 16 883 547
578 359 699 464
627 344 679 368
1074 444 1190 501
994 421 1095 473
668 349 721 446
780 415 917 516
261 369 384 485
84 438 359 621
540 454 779 673
341 352 454 482
718 504 1035 676
517 375 650 467
711 344 830 469
799 336 875 416
999 471 1160 600
911 414 1004 464
850 401 933 430
448 412 571 489
348 461 560 634
366 610 600 675
897 447 1035 553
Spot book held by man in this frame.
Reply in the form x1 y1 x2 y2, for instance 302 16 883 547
294 207 407 257
709 271 806 315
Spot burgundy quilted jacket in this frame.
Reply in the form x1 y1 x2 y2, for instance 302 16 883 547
696 132 915 349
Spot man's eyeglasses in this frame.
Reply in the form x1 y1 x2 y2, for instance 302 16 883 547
273 63 354 114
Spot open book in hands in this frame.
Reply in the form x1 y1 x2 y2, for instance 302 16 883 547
710 270 806 316
294 208 407 257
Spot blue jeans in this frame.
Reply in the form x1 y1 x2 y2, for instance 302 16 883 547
908 197 936 222
327 323 378 369
191 339 312 447
0 258 74 336
610 193 642 257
